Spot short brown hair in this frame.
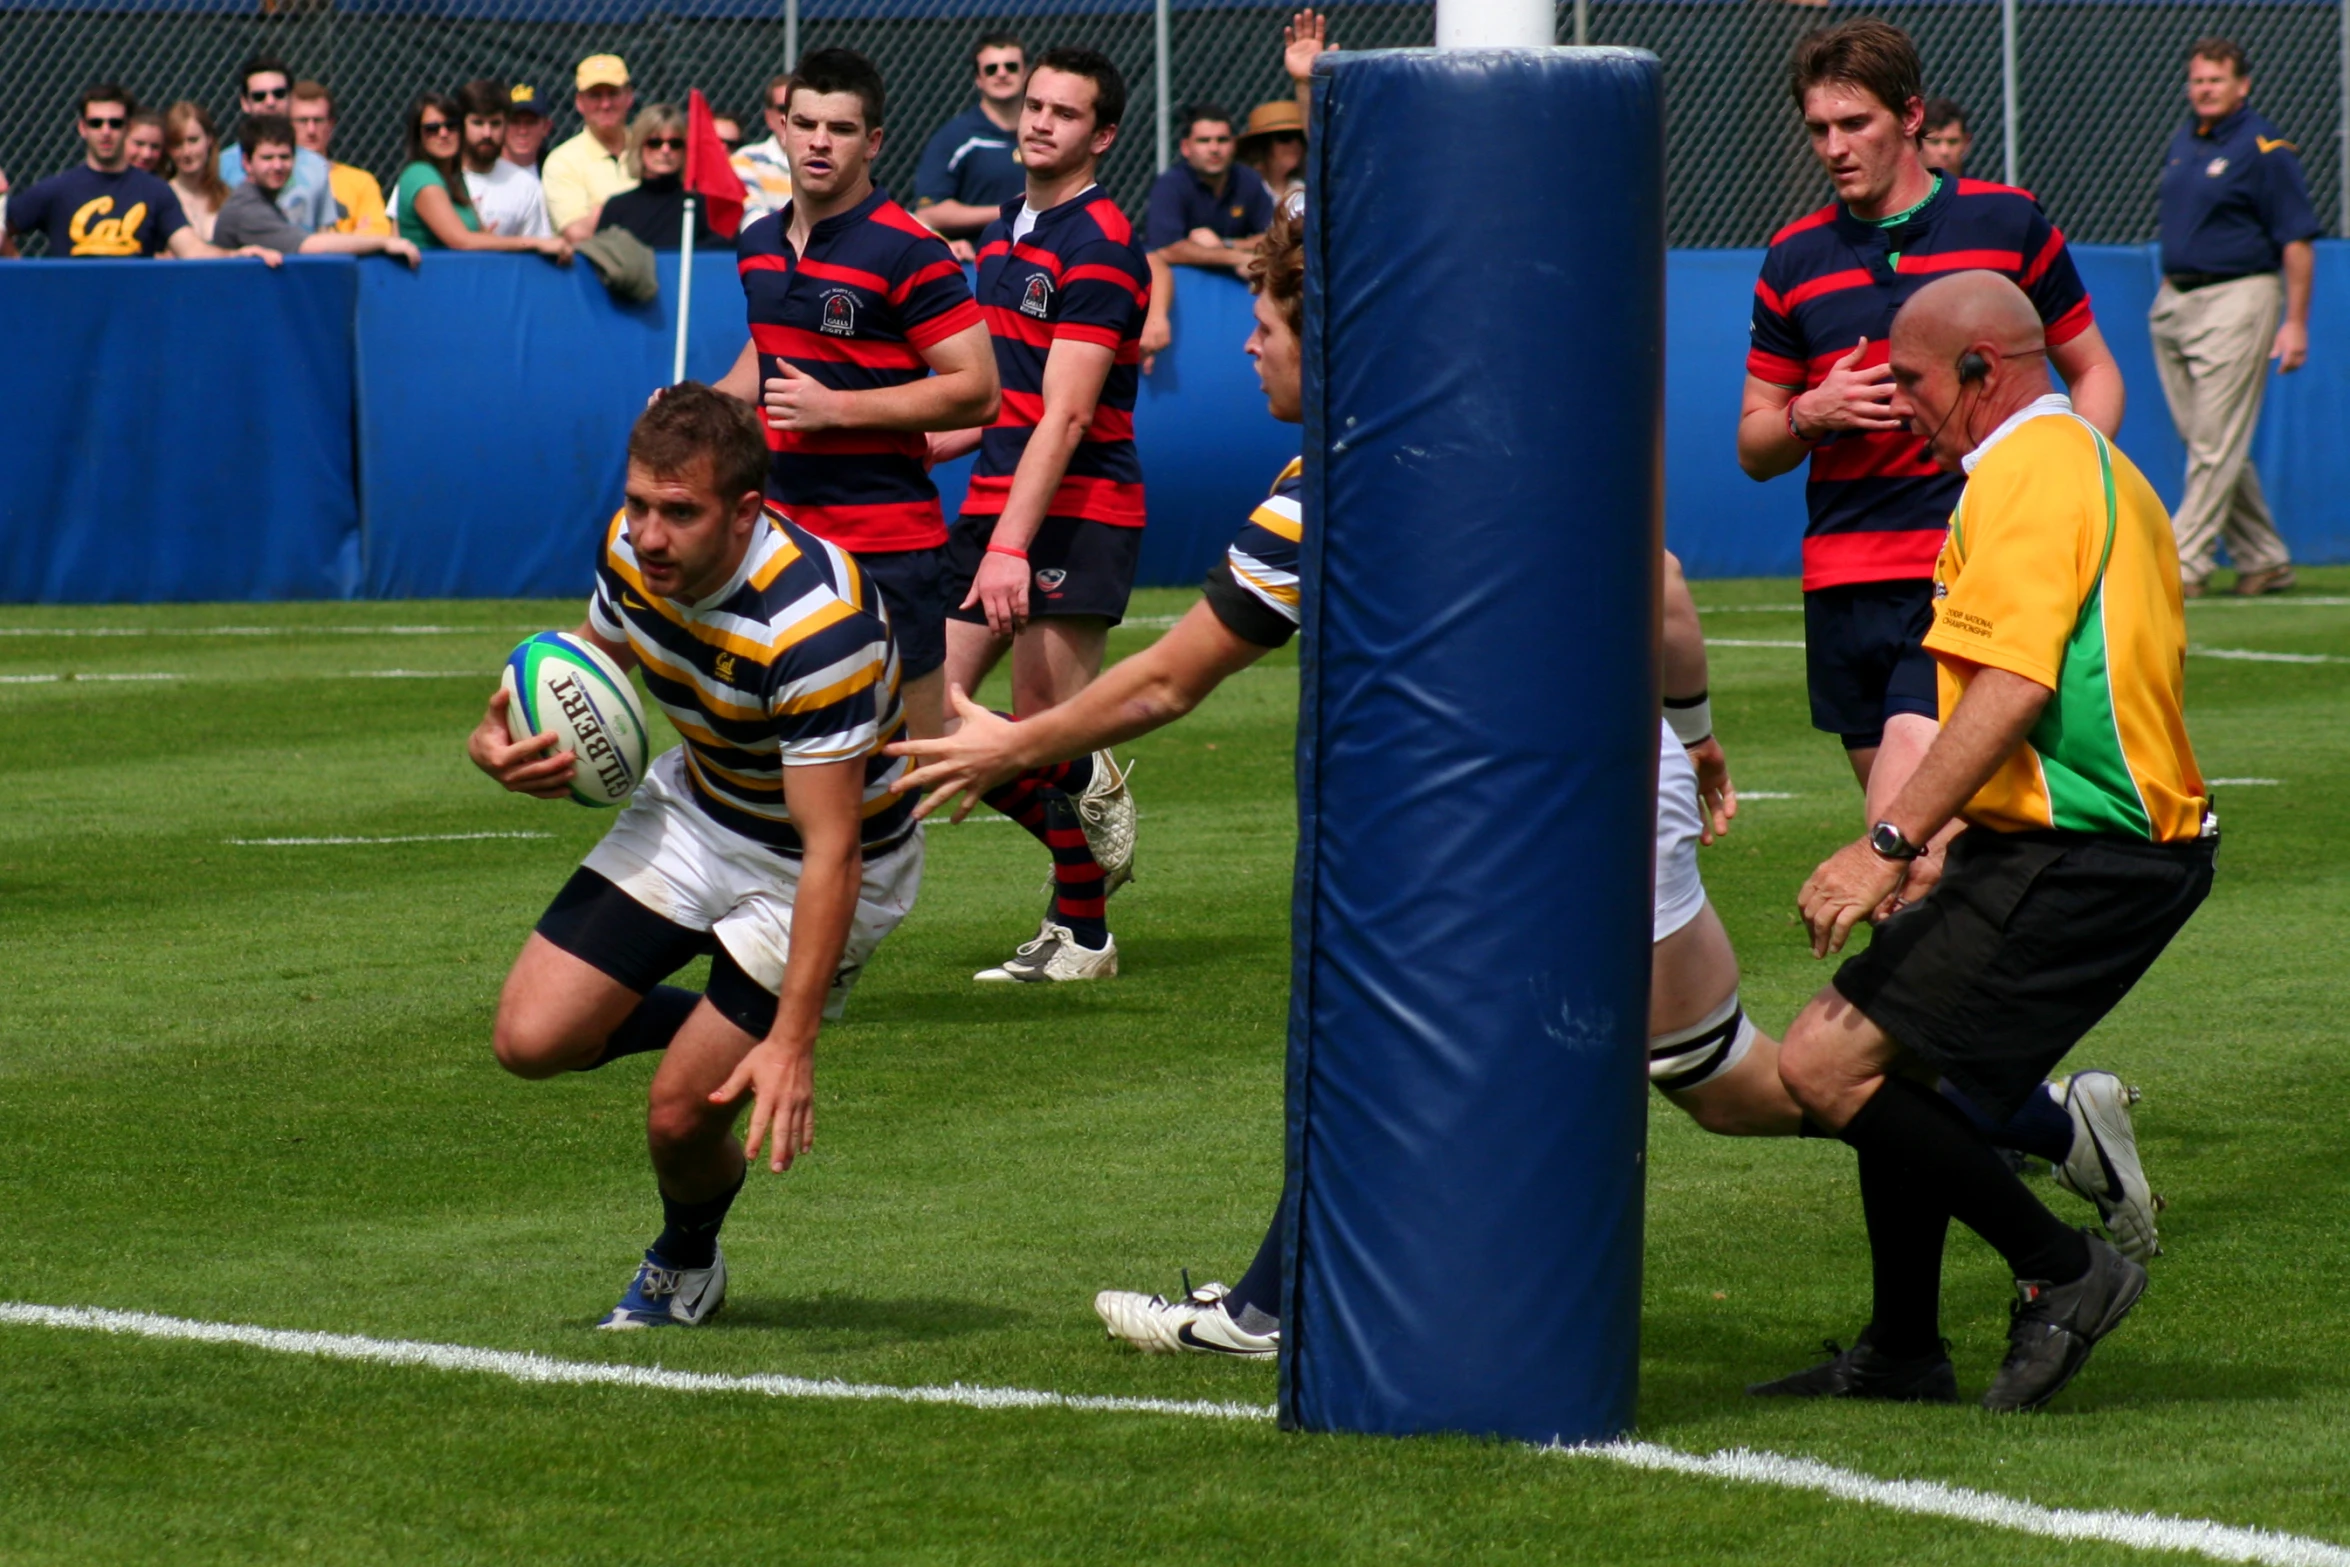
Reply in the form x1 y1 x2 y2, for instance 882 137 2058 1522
629 384 770 506
291 79 333 113
1245 209 1304 338
1790 20 1924 120
2188 36 2249 77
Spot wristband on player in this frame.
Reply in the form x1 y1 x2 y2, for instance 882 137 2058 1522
1786 400 1822 445
984 543 1030 561
1664 691 1713 748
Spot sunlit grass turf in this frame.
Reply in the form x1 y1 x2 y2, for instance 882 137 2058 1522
1 574 2346 1564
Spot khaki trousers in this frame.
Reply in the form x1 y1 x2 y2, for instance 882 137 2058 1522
2148 273 2292 583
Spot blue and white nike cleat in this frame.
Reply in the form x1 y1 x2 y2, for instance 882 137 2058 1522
596 1248 728 1330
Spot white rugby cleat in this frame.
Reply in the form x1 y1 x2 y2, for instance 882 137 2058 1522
1073 751 1137 896
974 923 1118 983
2053 1072 2165 1261
1095 1281 1277 1358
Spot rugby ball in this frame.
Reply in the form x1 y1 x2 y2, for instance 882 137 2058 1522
499 632 651 808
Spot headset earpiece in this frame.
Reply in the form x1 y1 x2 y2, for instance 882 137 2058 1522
1957 350 1990 384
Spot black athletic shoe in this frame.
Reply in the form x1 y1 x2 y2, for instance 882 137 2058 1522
1748 1337 1959 1403
1982 1230 2148 1413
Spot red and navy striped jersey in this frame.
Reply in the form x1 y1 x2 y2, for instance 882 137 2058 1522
966 185 1150 529
587 505 916 857
737 186 983 553
1748 176 2095 592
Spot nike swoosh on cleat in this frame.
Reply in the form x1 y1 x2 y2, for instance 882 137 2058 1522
1175 1321 1247 1355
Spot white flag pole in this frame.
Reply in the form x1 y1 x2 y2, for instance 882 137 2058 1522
673 194 698 385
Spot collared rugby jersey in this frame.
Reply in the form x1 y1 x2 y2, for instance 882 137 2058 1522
1749 176 2095 593
966 184 1150 529
737 185 983 553
587 506 916 856
1927 396 2206 843
1201 458 1302 648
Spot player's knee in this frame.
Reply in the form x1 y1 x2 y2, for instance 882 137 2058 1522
644 1086 726 1162
491 1008 588 1080
1775 1010 1850 1119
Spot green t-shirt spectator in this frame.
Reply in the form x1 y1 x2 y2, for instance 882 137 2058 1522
396 162 480 249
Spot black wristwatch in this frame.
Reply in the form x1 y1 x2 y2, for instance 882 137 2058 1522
1868 821 1924 862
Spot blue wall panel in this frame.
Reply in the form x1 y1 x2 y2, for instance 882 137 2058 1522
356 251 745 600
0 256 359 603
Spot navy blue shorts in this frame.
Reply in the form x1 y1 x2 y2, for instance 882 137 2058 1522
944 514 1142 626
854 544 947 681
1804 580 1940 750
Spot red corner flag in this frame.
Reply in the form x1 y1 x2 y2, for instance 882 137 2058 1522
685 89 747 240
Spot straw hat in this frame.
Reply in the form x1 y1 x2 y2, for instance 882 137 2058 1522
1238 100 1306 143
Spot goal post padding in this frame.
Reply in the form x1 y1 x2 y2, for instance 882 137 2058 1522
1282 46 1666 1445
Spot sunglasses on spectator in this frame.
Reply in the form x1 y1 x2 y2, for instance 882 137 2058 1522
420 120 457 135
716 135 742 149
643 136 686 150
979 62 1023 75
249 86 290 101
83 115 126 128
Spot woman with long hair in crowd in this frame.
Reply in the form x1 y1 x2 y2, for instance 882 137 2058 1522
125 110 166 175
396 92 571 261
594 102 715 250
164 101 230 240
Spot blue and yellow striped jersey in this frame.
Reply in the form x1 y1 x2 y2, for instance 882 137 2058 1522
1200 458 1303 648
586 506 914 856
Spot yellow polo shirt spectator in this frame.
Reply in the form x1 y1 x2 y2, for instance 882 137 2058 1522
543 130 633 232
329 162 390 236
1927 393 2208 843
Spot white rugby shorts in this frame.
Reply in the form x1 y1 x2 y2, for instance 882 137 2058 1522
582 748 923 1019
1654 717 1708 943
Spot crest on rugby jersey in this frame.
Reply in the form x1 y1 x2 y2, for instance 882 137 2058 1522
1034 568 1068 592
820 290 857 336
2206 156 2229 178
713 651 738 685
1020 273 1053 318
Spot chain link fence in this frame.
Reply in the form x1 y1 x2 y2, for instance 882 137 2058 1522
2 0 2344 249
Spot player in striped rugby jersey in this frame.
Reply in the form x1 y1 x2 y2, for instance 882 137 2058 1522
891 214 2161 1364
468 386 921 1330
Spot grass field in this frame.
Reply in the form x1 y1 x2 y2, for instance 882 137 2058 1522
3 572 2347 1564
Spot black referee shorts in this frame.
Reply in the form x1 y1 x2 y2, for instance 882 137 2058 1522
1833 828 2216 1121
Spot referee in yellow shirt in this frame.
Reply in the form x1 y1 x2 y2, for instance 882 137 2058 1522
1762 272 2216 1414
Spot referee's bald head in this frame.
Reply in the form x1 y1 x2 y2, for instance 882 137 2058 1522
1889 271 2051 468
1892 271 2045 371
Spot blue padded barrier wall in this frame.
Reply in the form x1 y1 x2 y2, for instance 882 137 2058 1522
356 252 746 600
1285 47 1661 1445
0 257 359 602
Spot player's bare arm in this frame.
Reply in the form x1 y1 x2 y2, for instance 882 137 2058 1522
1661 550 1735 843
1737 339 1898 480
2275 239 2314 372
2049 321 2125 434
467 620 638 798
1799 661 2048 956
710 756 865 1173
891 598 1266 817
961 336 1117 635
763 321 999 434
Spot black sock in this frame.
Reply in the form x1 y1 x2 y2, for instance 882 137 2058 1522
1842 1076 2091 1285
1857 1143 1950 1359
1225 1208 1284 1333
1041 795 1109 949
578 985 698 1071
1941 1078 2074 1164
652 1169 744 1270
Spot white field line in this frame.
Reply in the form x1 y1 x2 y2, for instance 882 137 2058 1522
1707 638 1807 650
1571 1442 2350 1567
2189 646 2346 665
227 832 554 847
2210 777 2282 786
4 1302 2345 1567
344 670 481 678
0 624 530 638
1739 791 1799 800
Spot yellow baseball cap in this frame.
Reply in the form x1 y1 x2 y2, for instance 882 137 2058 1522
575 55 630 91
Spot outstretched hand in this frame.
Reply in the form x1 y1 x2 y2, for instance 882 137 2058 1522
1284 8 1334 83
710 1038 816 1173
885 685 1022 822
